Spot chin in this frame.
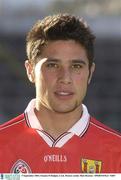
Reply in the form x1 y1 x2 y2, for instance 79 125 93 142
52 105 78 114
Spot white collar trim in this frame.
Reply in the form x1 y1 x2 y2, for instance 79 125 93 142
25 99 90 147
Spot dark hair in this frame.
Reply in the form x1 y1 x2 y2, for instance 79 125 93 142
26 13 95 67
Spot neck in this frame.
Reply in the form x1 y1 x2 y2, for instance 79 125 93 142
34 103 83 139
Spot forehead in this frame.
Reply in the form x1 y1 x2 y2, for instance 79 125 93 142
40 40 88 61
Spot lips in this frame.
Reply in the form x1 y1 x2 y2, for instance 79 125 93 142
54 91 74 100
55 91 73 96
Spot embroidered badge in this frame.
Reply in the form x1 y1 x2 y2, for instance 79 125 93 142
81 158 102 173
10 159 32 173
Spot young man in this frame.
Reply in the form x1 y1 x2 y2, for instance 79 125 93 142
0 14 121 173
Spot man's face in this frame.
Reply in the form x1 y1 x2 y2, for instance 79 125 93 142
25 40 95 113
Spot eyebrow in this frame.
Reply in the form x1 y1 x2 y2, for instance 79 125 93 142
46 58 87 65
71 59 87 65
46 58 59 63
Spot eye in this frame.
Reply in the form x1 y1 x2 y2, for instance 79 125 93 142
71 64 82 70
46 63 59 69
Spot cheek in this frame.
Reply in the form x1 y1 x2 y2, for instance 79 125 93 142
39 71 57 93
73 73 89 98
34 69 46 93
43 69 57 83
73 72 89 86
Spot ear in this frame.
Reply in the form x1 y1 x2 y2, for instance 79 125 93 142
25 60 35 83
88 62 95 84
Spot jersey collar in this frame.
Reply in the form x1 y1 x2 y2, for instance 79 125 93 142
25 99 90 137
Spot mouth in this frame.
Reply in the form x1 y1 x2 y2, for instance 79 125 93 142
54 91 74 100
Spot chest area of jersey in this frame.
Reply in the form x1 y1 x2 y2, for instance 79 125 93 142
5 134 104 173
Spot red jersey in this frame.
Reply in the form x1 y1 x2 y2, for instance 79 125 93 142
0 99 121 173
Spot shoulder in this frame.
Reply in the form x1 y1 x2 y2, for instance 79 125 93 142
0 114 29 146
90 117 121 140
0 113 26 134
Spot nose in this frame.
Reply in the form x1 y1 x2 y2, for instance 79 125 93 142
58 67 72 84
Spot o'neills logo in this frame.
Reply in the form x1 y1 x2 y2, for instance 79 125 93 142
44 154 67 162
10 159 32 173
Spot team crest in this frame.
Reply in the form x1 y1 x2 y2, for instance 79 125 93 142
10 159 32 173
81 158 102 173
